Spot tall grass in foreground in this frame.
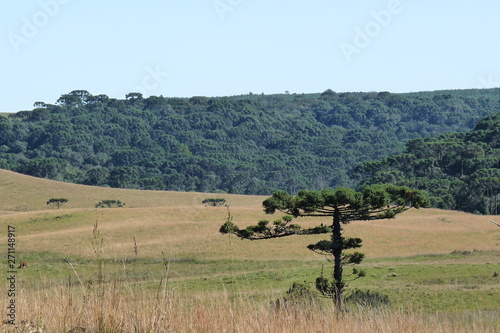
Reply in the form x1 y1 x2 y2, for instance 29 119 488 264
3 219 498 332
2 279 498 333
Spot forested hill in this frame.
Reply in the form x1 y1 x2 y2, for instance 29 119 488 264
355 113 500 214
0 89 499 195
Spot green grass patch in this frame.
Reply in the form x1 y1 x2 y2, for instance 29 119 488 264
9 250 500 313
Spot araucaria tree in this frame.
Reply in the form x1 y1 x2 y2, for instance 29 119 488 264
46 198 68 209
220 184 429 311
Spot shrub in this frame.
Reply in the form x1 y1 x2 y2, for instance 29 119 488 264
202 198 226 207
344 289 390 308
95 200 125 208
275 282 319 309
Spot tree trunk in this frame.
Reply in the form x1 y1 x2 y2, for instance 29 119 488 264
332 208 343 311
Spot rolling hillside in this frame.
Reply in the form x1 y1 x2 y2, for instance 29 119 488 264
0 168 265 212
1 168 498 261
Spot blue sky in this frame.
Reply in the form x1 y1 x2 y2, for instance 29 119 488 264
1 0 499 112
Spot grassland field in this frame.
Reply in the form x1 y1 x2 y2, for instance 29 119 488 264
0 169 499 332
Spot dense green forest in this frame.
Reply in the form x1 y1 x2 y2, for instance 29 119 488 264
0 89 499 199
356 113 500 214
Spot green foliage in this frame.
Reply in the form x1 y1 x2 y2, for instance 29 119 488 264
356 113 500 214
315 275 339 299
46 198 68 209
202 198 226 207
343 252 365 265
95 200 125 208
344 289 391 308
22 158 69 180
262 185 429 222
1 89 499 194
220 215 306 239
219 221 239 235
276 282 319 308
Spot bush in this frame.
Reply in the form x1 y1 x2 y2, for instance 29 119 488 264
202 198 226 207
344 289 390 308
275 282 319 309
95 200 125 208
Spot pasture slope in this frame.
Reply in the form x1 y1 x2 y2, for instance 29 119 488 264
0 168 499 332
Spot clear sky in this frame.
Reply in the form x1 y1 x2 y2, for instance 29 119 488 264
1 0 499 112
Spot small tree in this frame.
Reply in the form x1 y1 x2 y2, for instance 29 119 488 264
220 184 428 311
47 198 68 209
202 198 226 207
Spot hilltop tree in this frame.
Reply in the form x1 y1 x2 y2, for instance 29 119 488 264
47 198 68 209
220 184 429 311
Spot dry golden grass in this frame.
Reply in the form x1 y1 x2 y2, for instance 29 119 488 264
346 209 500 258
4 207 499 263
5 206 499 262
2 282 498 333
0 169 265 211
1 169 499 332
1 168 499 262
